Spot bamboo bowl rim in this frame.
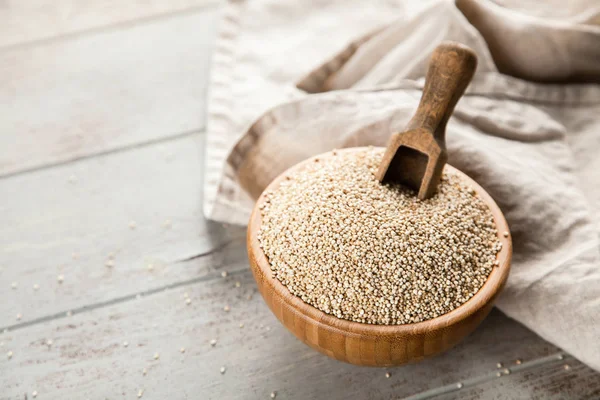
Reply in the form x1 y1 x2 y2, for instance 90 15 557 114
248 147 512 338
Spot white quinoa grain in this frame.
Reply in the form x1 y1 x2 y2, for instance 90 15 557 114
220 366 226 374
210 339 217 347
258 149 500 325
271 391 277 398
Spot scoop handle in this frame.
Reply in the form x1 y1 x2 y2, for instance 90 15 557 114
406 42 478 144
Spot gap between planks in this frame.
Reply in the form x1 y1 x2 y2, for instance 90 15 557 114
0 128 203 181
0 236 245 334
0 0 222 52
403 353 570 400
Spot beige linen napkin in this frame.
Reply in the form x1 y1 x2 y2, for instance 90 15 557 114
204 0 600 371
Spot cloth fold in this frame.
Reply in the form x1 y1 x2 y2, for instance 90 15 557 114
204 0 600 371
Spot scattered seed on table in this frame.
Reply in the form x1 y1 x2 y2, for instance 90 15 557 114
180 347 185 353
32 391 38 398
129 221 137 229
220 366 226 374
105 260 114 268
515 359 522 365
271 392 277 399
564 364 571 371
456 383 463 389
164 219 172 229
496 362 503 368
503 368 511 375
224 305 230 312
186 298 192 305
142 368 147 376
147 264 154 271
239 323 244 328
496 372 502 377
123 342 129 348
16 313 22 321
7 351 13 359
557 354 564 360
153 353 160 360
385 372 390 378
221 271 228 278
47 339 53 347
57 275 64 283
137 389 144 398
210 339 217 347
258 148 500 325
33 283 39 290
11 282 17 289
235 282 241 288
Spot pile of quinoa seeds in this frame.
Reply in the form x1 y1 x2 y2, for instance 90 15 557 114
257 148 502 325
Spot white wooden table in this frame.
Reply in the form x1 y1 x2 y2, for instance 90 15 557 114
1 2 599 399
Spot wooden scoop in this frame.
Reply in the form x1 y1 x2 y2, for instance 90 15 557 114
376 42 478 199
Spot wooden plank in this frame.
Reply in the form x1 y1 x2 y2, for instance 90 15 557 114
0 134 246 327
0 8 217 177
0 0 220 49
437 360 600 400
1 254 596 400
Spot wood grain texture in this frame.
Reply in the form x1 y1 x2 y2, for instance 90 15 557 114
0 0 220 49
0 135 240 326
0 8 217 177
248 148 511 367
2 257 598 400
377 42 477 199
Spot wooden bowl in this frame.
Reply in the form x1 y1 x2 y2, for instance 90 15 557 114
247 148 512 367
